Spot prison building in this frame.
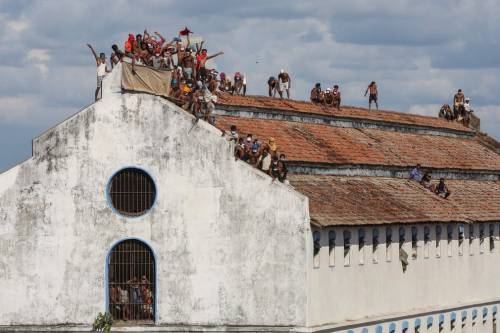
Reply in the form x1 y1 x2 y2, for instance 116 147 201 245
0 63 499 332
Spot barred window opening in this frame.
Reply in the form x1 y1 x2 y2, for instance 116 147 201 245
109 168 156 217
108 239 155 323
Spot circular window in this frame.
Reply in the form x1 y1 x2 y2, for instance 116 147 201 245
108 168 156 217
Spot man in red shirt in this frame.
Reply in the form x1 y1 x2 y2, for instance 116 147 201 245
196 48 224 82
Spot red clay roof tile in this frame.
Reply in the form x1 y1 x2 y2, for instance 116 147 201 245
216 94 472 133
289 175 500 226
216 116 500 171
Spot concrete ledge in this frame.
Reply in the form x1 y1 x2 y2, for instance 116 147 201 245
287 162 500 181
215 106 475 139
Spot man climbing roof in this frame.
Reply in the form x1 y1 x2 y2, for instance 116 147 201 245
277 69 291 99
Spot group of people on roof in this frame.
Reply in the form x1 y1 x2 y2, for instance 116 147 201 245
309 83 342 110
87 27 249 124
439 89 474 126
410 164 451 199
225 125 288 183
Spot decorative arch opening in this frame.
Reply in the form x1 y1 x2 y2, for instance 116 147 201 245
107 239 155 323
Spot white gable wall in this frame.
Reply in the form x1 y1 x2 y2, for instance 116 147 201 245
0 65 310 327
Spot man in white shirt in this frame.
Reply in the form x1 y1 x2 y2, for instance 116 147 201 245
87 44 109 101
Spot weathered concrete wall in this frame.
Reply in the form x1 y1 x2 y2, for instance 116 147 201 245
307 223 500 329
0 64 310 328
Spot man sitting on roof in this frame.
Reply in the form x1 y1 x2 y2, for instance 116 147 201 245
277 69 291 99
364 81 379 110
410 164 423 182
435 178 451 199
324 88 333 106
453 89 465 120
439 104 453 121
332 85 341 111
268 76 277 97
310 83 324 105
420 172 436 192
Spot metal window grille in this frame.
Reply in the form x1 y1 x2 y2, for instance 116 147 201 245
109 168 156 216
108 240 155 323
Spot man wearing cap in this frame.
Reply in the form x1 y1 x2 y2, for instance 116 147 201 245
453 89 465 120
277 69 291 99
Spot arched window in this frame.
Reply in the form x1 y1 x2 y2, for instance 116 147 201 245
375 325 383 333
329 230 336 266
483 307 488 323
479 224 485 253
468 224 474 255
447 225 453 257
439 314 445 332
427 316 434 330
358 229 365 264
108 239 155 323
344 230 351 266
414 318 421 333
386 227 393 262
436 225 442 258
493 306 498 333
402 320 409 333
411 226 418 259
388 322 396 333
399 227 405 249
313 231 321 268
361 328 368 333
461 311 467 332
424 226 430 258
450 312 456 332
108 168 156 217
458 225 465 255
489 224 495 252
373 228 379 263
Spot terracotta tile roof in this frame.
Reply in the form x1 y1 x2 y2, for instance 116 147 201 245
216 116 500 171
288 175 500 226
216 94 472 133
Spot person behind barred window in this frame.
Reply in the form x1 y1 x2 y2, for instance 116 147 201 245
435 178 451 199
268 76 277 97
86 44 110 101
277 69 291 99
364 81 378 110
332 85 341 110
117 285 130 321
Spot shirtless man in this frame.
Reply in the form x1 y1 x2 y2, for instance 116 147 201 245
453 89 465 120
196 48 224 82
110 44 125 68
324 88 333 106
86 44 109 101
233 72 244 95
364 81 378 110
277 69 291 99
181 48 195 79
332 85 341 110
310 83 324 104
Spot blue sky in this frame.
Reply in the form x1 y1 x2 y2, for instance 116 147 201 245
1 0 499 171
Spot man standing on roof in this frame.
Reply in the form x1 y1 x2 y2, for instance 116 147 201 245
453 89 465 120
332 85 341 111
277 69 291 99
196 48 224 82
364 81 378 110
86 44 110 101
268 76 277 97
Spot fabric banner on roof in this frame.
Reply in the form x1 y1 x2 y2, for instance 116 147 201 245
121 62 171 97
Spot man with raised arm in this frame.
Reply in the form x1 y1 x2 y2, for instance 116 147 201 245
196 48 224 82
277 69 291 99
86 44 109 101
364 81 378 110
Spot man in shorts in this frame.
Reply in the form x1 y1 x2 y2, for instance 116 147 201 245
453 89 465 120
87 44 109 101
364 81 378 110
277 69 291 99
268 76 277 97
332 85 341 110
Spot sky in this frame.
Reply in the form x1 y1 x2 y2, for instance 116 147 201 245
0 0 499 172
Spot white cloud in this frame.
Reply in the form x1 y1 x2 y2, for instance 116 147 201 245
0 96 39 123
26 49 51 62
